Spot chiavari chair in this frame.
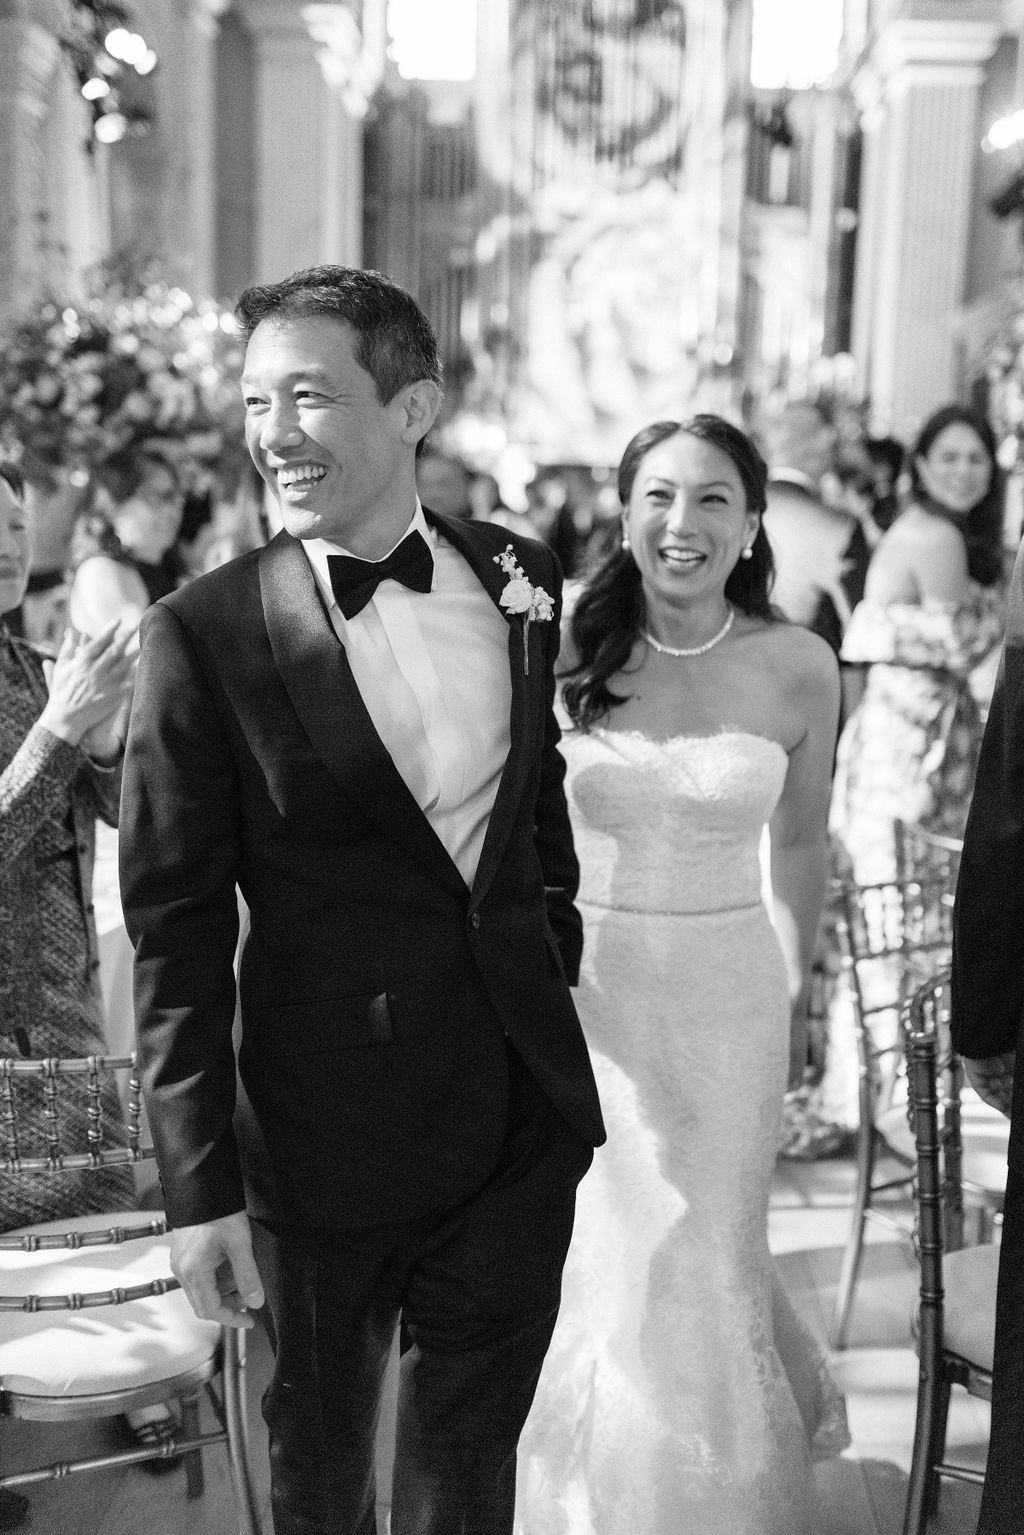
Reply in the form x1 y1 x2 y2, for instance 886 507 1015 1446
0 1051 260 1534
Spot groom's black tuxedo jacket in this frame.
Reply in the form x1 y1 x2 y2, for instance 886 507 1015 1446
120 511 604 1231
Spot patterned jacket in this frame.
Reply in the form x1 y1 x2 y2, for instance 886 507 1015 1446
0 632 122 1047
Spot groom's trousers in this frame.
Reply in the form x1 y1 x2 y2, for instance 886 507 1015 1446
250 1047 593 1535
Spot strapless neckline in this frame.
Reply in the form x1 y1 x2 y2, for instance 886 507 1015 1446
585 726 788 761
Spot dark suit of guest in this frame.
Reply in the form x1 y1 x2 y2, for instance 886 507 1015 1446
952 538 1024 1535
120 508 604 1534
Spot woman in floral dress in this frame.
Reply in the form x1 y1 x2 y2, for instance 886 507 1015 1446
830 404 1005 884
781 406 1005 1159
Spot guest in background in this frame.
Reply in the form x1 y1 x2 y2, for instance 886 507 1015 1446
68 447 185 634
0 461 135 1226
7 459 88 650
783 406 1007 1160
830 463 884 552
830 403 1005 886
467 469 510 524
415 447 475 520
761 401 869 666
65 446 187 1180
524 468 585 577
863 434 905 533
0 463 174 1510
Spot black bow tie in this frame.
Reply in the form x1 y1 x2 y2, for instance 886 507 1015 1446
326 531 434 619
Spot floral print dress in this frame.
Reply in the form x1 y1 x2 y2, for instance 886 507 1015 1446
829 584 1005 884
779 584 1004 1159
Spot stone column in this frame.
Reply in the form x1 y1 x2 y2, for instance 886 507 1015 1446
242 0 328 280
850 3 1003 437
0 7 61 318
242 0 372 281
184 0 232 294
303 2 379 267
39 49 106 293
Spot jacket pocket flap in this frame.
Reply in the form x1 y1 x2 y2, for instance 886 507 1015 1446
257 991 395 1053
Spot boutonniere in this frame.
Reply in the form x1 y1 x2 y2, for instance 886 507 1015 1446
494 545 554 674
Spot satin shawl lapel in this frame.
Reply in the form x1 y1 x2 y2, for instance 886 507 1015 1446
424 511 547 905
258 531 464 894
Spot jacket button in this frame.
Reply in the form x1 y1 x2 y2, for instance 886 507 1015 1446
469 912 481 931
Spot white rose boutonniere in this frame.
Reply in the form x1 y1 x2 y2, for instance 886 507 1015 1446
494 545 554 674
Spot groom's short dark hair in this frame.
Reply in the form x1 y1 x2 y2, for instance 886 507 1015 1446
235 265 443 407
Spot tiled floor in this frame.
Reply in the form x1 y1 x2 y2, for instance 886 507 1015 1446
2 1152 989 1534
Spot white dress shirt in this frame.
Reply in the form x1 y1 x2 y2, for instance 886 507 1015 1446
302 505 512 888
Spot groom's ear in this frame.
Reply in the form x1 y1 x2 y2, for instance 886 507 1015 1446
396 379 442 447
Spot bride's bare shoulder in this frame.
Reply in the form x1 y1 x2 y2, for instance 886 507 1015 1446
738 614 839 687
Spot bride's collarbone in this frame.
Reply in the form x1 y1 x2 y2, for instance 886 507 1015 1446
608 664 790 747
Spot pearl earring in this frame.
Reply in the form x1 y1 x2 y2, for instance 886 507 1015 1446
740 545 753 560
621 524 631 551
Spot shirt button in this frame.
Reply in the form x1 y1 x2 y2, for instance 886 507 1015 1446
469 912 481 931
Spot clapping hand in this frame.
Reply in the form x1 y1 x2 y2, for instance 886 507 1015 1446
39 620 137 760
962 1052 1015 1119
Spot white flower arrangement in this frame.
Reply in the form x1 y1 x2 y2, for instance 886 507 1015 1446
0 262 246 485
493 544 554 674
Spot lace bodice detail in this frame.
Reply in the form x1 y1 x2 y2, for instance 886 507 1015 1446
563 729 788 915
839 583 1003 677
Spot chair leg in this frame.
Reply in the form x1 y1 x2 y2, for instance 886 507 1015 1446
831 1122 878 1349
222 1327 262 1535
924 1374 951 1518
179 1392 205 1500
904 1366 940 1535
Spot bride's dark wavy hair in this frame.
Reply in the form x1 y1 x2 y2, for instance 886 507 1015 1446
563 415 776 731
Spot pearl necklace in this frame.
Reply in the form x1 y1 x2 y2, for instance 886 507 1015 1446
642 607 735 658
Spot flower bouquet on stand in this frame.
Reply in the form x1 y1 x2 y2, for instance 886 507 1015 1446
0 259 249 639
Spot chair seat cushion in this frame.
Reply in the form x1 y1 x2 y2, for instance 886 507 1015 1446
0 1213 220 1398
877 1091 1009 1195
942 1243 1000 1372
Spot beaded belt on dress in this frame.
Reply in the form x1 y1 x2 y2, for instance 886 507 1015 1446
579 896 763 918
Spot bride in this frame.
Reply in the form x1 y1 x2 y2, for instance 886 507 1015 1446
515 416 849 1533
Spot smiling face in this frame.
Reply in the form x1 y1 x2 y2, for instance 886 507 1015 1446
915 421 992 518
0 476 30 618
242 315 439 557
622 432 760 613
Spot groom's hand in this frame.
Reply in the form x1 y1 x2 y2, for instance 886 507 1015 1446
170 1212 265 1328
962 1052 1015 1119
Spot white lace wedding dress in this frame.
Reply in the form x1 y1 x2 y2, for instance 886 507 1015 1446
516 727 849 1535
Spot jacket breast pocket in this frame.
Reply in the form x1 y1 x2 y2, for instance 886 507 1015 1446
256 990 396 1055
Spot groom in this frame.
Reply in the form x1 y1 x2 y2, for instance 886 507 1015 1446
119 264 604 1534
